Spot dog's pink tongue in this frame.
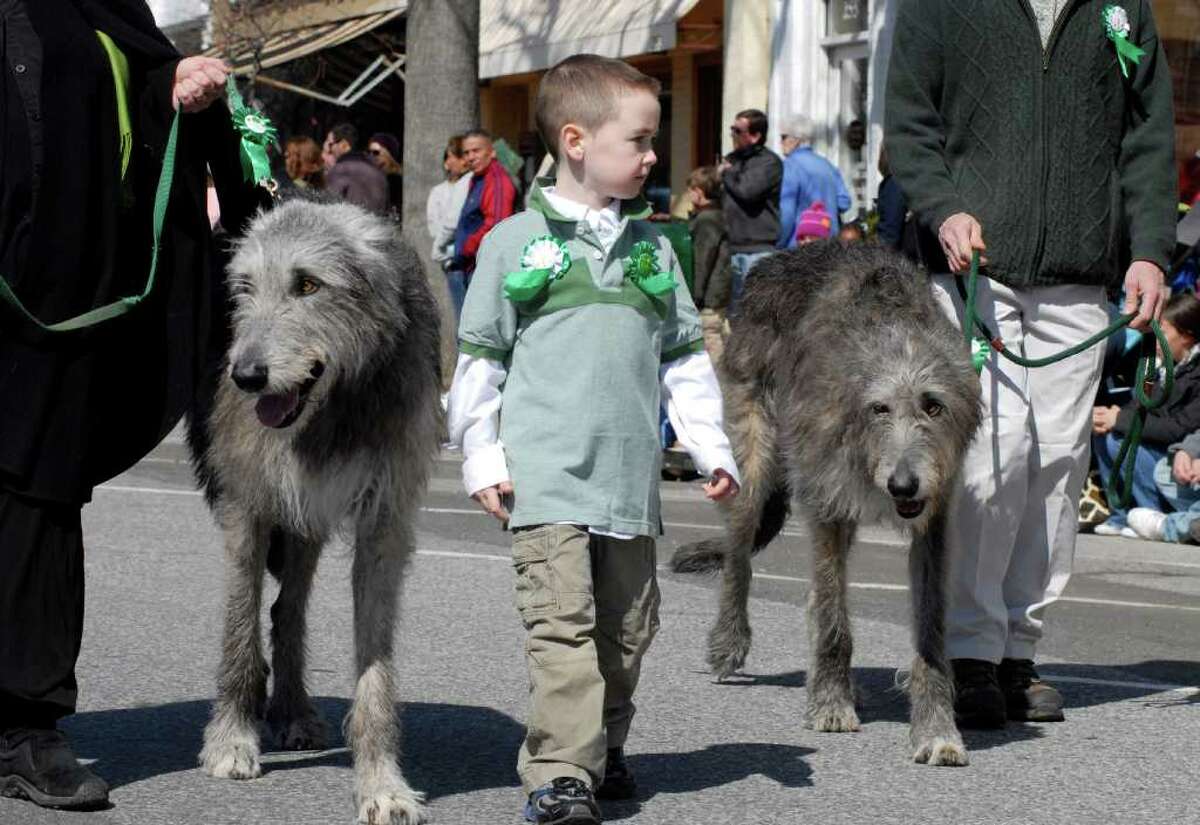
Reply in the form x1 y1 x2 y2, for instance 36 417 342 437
255 389 300 428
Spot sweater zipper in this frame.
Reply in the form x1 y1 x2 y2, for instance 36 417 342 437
1023 0 1075 279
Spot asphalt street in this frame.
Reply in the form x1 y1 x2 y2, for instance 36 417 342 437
3 432 1199 825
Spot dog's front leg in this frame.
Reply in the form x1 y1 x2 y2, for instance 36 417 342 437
348 509 427 825
201 512 270 779
907 511 968 766
805 518 860 732
266 531 327 751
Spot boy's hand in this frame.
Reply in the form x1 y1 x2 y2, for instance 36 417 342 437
472 480 513 522
704 469 739 502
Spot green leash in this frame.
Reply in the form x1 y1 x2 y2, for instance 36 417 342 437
957 251 1174 510
0 71 274 335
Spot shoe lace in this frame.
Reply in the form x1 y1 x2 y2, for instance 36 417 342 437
545 777 591 801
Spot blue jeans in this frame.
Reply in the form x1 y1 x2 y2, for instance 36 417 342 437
1092 432 1166 525
1153 456 1200 542
445 268 468 328
729 251 773 314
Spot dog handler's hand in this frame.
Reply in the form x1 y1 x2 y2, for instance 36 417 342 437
704 469 739 502
472 480 513 523
938 213 987 273
1123 260 1167 332
173 57 229 113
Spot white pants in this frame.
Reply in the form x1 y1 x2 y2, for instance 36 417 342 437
931 275 1108 662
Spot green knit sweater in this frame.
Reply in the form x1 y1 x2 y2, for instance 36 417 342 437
885 0 1176 288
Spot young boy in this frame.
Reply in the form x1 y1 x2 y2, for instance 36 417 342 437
447 54 740 824
686 166 732 362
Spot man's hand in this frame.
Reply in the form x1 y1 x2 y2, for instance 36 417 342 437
472 480 513 523
1092 405 1120 435
704 469 740 502
938 213 987 273
173 57 229 113
1123 260 1167 332
1173 451 1199 486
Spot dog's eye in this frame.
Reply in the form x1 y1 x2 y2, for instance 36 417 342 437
871 403 890 417
297 277 321 296
924 400 945 418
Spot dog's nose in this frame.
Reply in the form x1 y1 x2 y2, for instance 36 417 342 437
887 471 919 500
231 362 269 392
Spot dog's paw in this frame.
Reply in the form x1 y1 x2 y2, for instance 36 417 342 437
275 712 328 751
806 701 861 732
707 620 751 680
913 736 969 767
200 740 263 780
357 789 429 825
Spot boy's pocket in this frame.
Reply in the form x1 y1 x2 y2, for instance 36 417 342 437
512 527 557 617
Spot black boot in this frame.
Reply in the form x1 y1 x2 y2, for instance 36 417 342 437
595 747 636 800
951 658 1007 730
998 659 1065 722
0 728 108 810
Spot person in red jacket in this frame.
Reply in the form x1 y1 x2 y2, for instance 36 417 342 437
453 129 517 275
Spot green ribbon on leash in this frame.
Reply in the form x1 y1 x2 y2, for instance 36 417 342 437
225 76 276 187
957 251 1172 509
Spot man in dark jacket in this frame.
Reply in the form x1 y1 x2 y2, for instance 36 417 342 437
0 0 265 809
886 0 1175 729
324 122 389 215
720 108 781 311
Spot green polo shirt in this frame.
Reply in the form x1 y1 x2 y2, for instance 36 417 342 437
458 183 705 536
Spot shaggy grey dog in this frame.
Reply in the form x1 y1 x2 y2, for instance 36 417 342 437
672 242 981 766
189 198 441 824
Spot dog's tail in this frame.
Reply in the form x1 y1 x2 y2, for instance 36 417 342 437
670 485 790 573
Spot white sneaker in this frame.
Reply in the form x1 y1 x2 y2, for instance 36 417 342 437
1127 508 1167 541
1093 520 1137 538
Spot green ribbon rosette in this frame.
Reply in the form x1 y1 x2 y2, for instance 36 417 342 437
1103 5 1145 79
504 236 571 301
624 240 675 297
225 76 277 186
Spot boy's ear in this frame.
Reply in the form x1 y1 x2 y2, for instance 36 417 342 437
560 123 586 162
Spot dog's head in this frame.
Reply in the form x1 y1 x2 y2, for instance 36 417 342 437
224 198 410 430
853 328 981 526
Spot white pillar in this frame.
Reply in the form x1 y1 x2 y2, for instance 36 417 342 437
722 0 773 154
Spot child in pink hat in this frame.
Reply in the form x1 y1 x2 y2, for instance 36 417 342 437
794 200 833 245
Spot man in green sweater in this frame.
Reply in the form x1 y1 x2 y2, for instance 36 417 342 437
886 0 1175 728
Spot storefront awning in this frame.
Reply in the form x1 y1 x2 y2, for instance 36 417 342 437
207 7 405 76
479 0 701 80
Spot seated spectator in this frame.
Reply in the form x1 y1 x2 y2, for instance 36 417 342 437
1092 291 1200 536
324 122 390 215
686 166 732 361
1126 432 1200 542
795 201 833 245
284 136 325 190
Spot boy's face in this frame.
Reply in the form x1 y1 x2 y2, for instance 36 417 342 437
570 89 660 201
688 186 709 209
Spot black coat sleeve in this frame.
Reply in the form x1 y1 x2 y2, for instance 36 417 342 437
1115 373 1200 447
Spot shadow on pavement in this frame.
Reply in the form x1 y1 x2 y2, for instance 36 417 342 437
63 696 525 798
603 742 815 822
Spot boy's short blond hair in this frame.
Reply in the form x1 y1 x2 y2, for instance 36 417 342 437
535 54 662 160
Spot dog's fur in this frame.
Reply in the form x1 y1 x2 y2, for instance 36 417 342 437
190 198 441 823
672 242 981 766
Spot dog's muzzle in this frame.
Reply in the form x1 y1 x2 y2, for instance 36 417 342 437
887 470 925 519
234 361 325 429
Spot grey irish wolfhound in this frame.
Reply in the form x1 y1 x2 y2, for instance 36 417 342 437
189 198 441 824
672 242 981 766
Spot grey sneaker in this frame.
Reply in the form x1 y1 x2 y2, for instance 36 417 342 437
523 777 601 824
998 659 1065 722
0 729 109 810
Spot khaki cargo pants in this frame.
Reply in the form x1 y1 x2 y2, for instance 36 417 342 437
511 524 661 792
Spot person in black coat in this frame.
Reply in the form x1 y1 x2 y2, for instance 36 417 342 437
0 0 266 809
1092 292 1200 535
